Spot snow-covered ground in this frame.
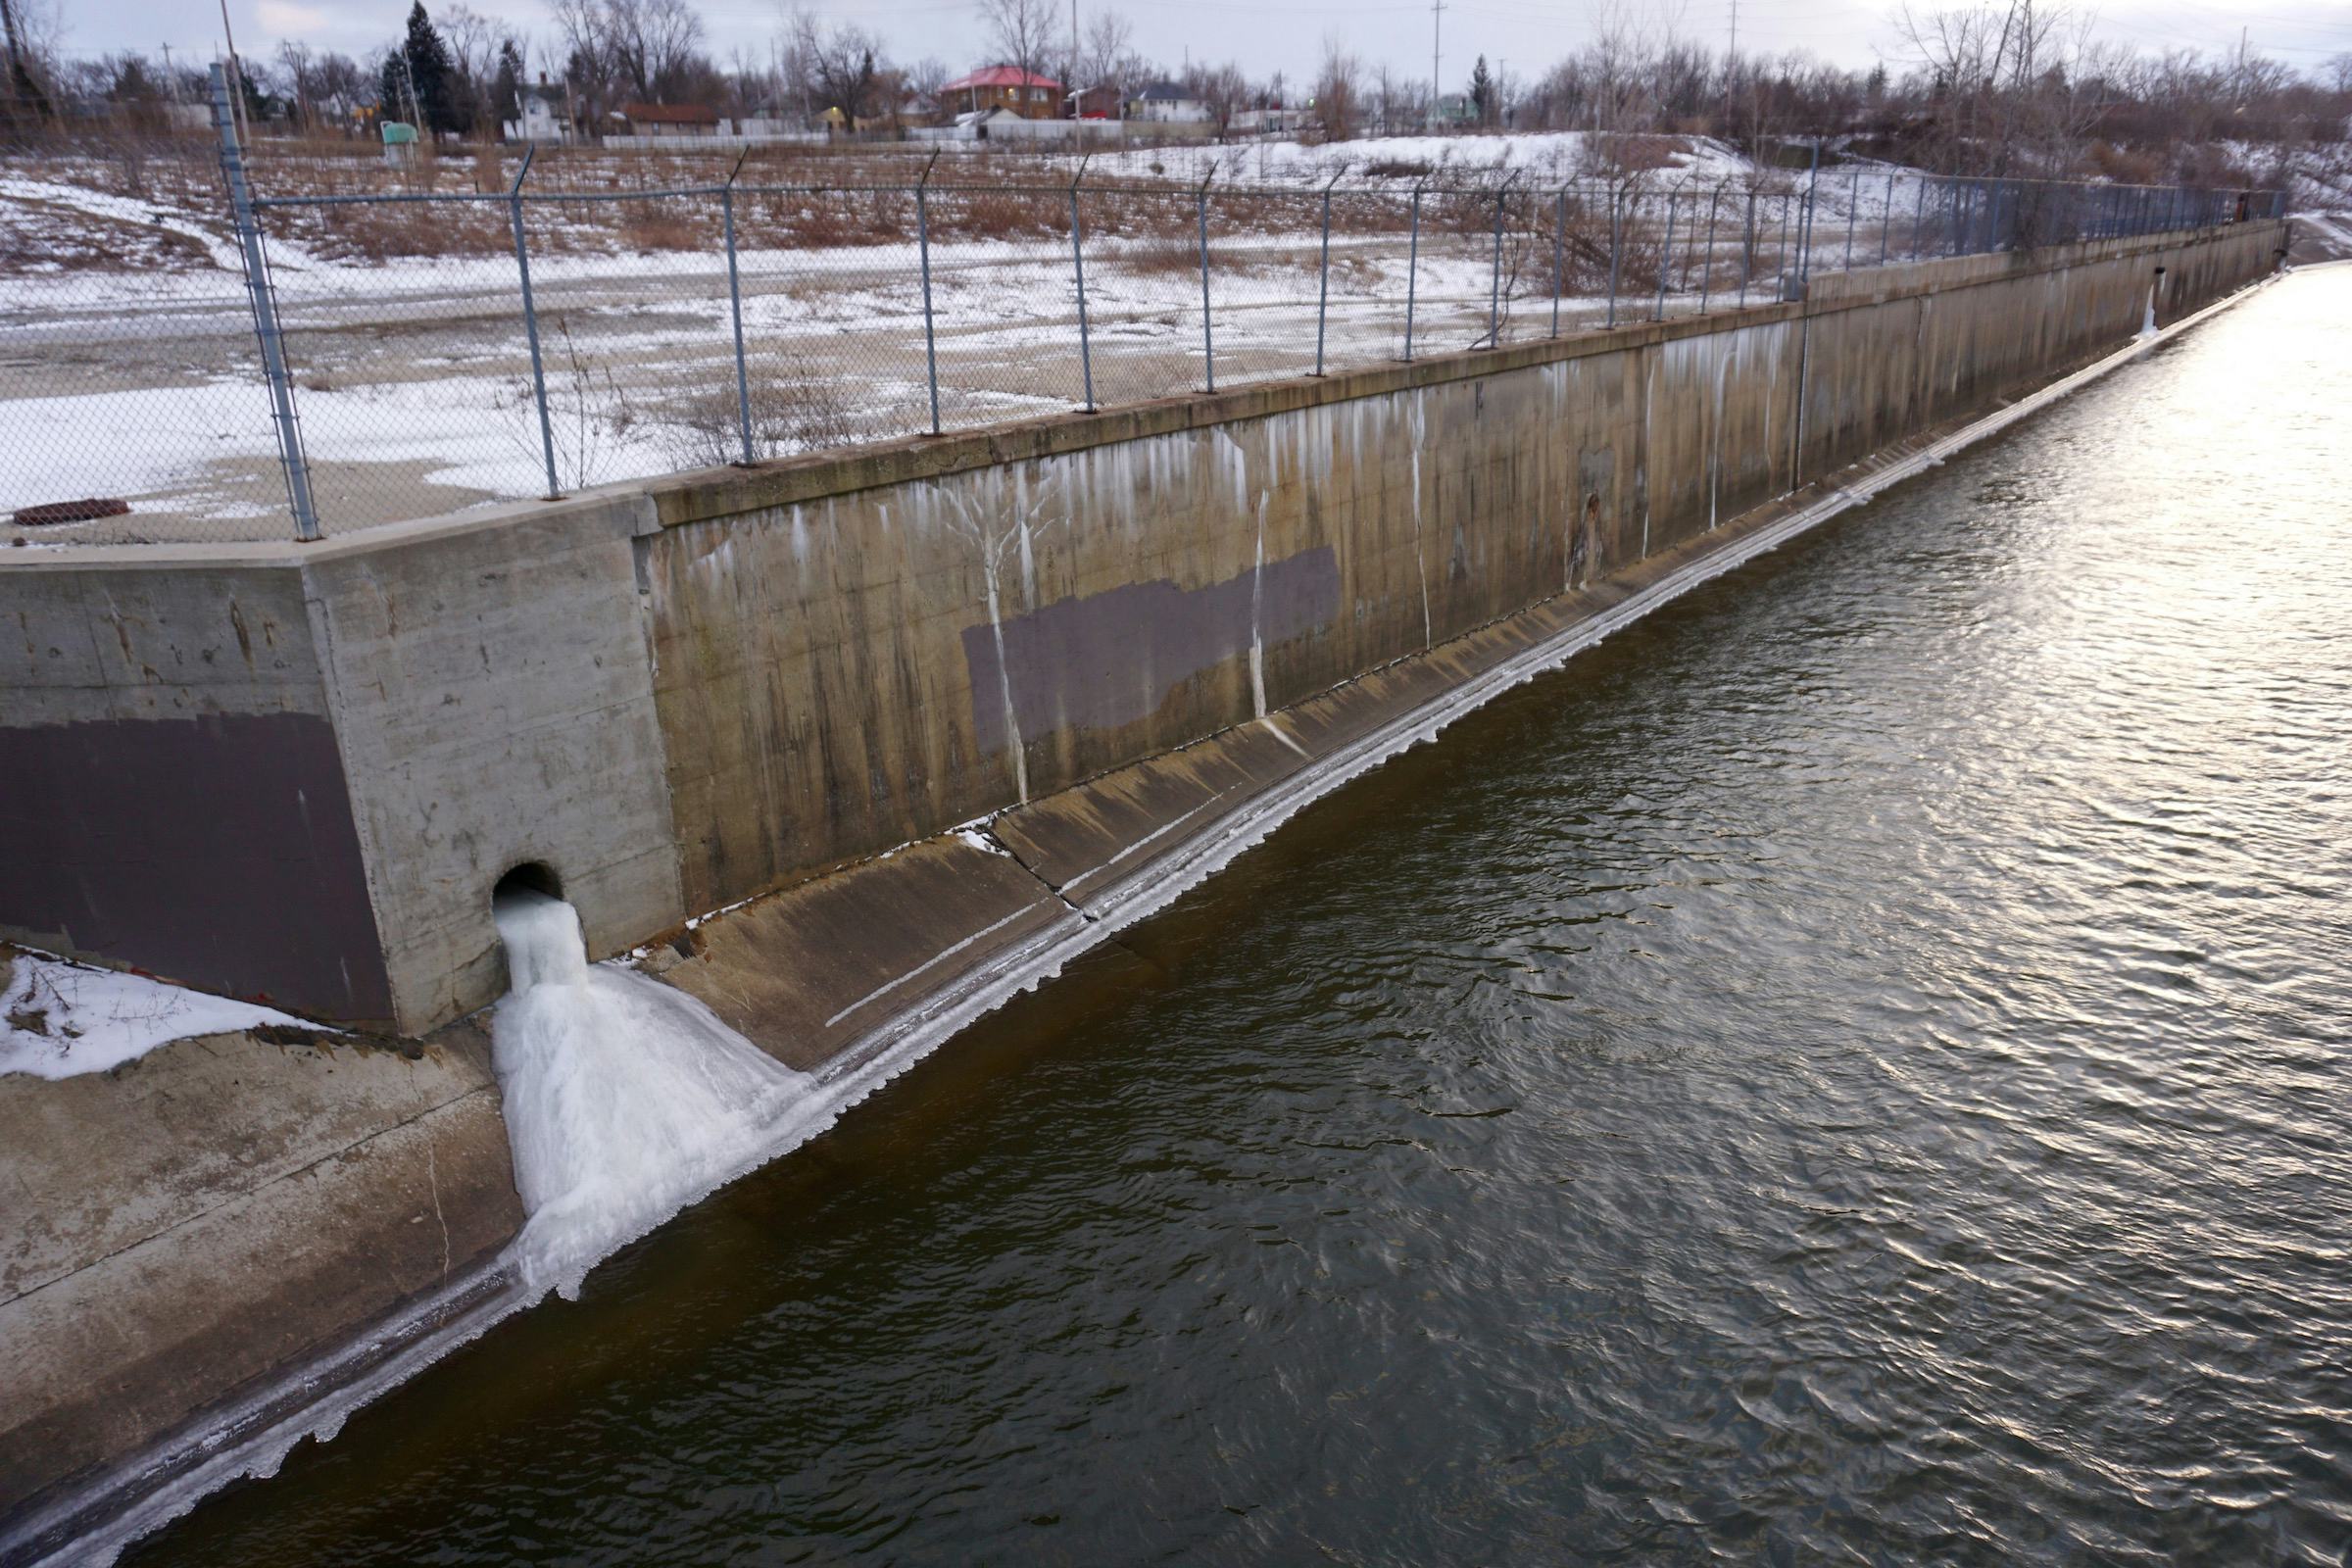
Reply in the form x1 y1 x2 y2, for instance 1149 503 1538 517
0 948 330 1080
0 132 2261 545
1061 130 1762 188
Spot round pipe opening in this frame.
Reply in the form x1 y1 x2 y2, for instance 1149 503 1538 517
493 861 564 905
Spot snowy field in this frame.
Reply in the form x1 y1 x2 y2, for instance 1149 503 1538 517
0 130 2275 545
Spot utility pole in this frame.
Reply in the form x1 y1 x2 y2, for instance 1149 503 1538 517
1724 0 1738 129
1430 0 1446 128
161 41 178 101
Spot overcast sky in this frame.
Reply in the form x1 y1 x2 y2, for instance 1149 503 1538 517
53 0 2352 94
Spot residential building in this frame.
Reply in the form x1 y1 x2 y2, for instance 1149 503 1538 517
941 66 1064 121
615 102 723 138
1069 83 1122 121
1130 79 1208 122
504 76 574 143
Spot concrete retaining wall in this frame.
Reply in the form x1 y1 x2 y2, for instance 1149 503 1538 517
0 220 2285 1550
0 224 2279 1036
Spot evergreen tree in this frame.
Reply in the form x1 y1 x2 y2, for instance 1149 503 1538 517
378 47 413 125
398 1 460 134
1469 55 1494 125
493 38 524 129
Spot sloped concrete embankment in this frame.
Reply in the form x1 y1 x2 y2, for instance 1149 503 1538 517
0 220 2286 1559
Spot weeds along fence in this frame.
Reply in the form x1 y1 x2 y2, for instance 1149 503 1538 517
0 68 2284 545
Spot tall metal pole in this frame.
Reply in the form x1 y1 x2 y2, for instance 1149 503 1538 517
1795 140 1820 295
720 152 754 466
1697 184 1721 313
1606 186 1622 327
1739 189 1755 307
1314 172 1339 374
1880 168 1895 265
505 146 560 499
1843 165 1858 270
1487 172 1516 349
915 156 941 436
1776 191 1792 296
1069 164 1095 412
1403 180 1424 363
1911 173 1927 261
1653 187 1677 320
1550 188 1566 338
212 63 318 540
1198 175 1216 390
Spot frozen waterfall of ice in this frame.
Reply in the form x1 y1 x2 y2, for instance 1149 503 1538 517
490 887 828 1298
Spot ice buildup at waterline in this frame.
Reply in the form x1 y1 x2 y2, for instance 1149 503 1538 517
490 887 827 1298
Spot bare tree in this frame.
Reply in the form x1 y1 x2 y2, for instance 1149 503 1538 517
563 0 708 103
790 16 883 128
1315 36 1363 143
0 0 57 122
1076 9 1134 99
1187 59 1250 140
980 0 1059 93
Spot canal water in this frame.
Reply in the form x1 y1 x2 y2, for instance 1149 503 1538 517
134 270 2352 1566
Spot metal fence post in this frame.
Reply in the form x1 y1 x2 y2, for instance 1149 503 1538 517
1911 174 1927 260
211 63 318 541
506 147 560 500
1880 168 1895 265
1698 184 1722 313
1550 188 1566 338
1654 187 1678 320
915 156 941 436
1403 179 1424 363
1606 187 1623 327
1069 163 1096 412
1314 172 1339 374
1739 189 1755 307
1198 172 1216 390
1487 172 1516 349
720 153 755 466
1796 141 1820 294
1776 192 1794 293
1844 166 1859 270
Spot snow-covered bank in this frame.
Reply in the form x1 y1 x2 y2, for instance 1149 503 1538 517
0 949 329 1079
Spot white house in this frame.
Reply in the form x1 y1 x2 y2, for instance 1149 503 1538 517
504 77 573 143
1130 80 1209 123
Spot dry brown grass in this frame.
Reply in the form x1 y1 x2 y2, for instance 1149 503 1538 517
618 204 713 252
300 200 513 263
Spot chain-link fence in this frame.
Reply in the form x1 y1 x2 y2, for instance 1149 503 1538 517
1 67 2285 546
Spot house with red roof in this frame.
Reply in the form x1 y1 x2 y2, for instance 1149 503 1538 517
941 66 1064 121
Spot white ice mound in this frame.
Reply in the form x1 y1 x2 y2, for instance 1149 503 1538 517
490 888 828 1299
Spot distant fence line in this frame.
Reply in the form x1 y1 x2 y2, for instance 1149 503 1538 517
0 65 2285 545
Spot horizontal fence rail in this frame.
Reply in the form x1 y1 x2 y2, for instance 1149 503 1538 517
0 75 2285 545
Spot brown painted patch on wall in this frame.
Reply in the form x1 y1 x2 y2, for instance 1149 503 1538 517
0 711 393 1022
962 546 1341 755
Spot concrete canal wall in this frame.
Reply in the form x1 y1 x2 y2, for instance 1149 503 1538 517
0 220 2286 1554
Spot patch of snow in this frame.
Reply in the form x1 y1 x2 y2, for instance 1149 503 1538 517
0 949 329 1080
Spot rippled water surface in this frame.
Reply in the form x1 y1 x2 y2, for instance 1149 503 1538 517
136 270 2352 1567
